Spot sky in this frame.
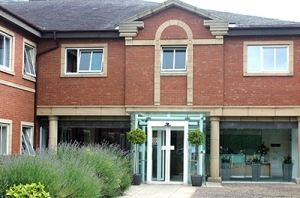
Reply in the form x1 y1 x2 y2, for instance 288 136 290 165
148 0 300 22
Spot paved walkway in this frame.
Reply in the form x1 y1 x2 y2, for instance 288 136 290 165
118 182 221 198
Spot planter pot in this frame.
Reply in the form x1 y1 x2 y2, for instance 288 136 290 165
252 164 261 181
132 174 142 185
221 163 231 181
191 175 202 187
283 164 293 182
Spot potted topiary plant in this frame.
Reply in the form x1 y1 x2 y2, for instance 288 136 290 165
282 154 293 182
252 156 261 181
221 155 232 181
127 128 146 185
188 129 205 186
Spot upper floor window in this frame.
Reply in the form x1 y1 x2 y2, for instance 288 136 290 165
66 48 103 74
161 47 187 72
0 31 11 69
24 44 36 77
244 41 293 76
0 124 8 156
248 46 288 72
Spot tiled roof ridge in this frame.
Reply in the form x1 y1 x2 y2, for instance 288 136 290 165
1 0 300 31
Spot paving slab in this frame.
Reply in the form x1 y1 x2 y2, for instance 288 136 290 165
119 184 197 198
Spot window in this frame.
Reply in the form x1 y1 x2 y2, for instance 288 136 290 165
22 126 35 155
66 48 103 74
24 44 36 77
248 46 288 72
161 47 187 72
0 124 8 155
244 41 293 76
40 127 49 149
0 31 11 69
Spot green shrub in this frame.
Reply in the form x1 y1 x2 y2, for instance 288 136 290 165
6 182 50 198
0 149 103 197
188 129 204 146
56 143 132 197
0 143 132 198
127 128 146 145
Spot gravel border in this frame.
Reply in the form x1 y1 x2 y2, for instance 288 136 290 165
191 183 300 198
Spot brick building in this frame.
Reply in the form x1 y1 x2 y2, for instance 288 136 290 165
1 0 300 184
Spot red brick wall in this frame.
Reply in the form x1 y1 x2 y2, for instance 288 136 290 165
193 45 224 105
135 7 214 40
125 46 154 105
0 84 34 154
160 76 187 105
161 26 187 39
0 24 36 154
37 38 126 105
224 37 300 106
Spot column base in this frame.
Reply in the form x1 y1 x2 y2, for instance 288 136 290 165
295 178 300 184
207 177 222 182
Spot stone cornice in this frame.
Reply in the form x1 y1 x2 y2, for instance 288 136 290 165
37 105 300 117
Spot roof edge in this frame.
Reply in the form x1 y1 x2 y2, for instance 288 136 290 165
0 4 41 37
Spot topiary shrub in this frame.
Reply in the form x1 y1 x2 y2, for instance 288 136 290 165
188 129 204 146
127 128 146 145
6 182 50 198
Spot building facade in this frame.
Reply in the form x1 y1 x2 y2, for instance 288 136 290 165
1 0 300 185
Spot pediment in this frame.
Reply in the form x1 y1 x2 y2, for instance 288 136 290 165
119 0 228 37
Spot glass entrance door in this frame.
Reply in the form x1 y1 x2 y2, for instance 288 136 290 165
148 121 188 184
170 130 184 182
152 128 184 182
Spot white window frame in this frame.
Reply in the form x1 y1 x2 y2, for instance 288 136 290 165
66 48 104 74
244 41 293 76
60 43 108 78
161 46 187 73
24 43 36 77
0 119 12 156
21 122 35 155
0 31 12 70
0 124 8 155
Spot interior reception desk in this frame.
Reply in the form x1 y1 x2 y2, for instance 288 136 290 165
230 162 272 178
206 154 272 178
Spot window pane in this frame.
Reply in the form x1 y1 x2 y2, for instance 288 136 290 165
79 52 91 71
5 37 10 67
24 45 35 76
276 48 288 71
40 127 49 149
0 35 3 66
263 48 274 70
91 51 102 71
248 46 260 72
1 126 7 155
22 127 35 155
162 50 174 70
66 49 77 73
174 50 186 69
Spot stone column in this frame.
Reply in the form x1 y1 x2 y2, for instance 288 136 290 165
296 117 300 184
208 116 222 182
48 116 59 150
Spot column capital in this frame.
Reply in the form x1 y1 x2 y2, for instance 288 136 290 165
210 116 221 122
48 116 59 121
